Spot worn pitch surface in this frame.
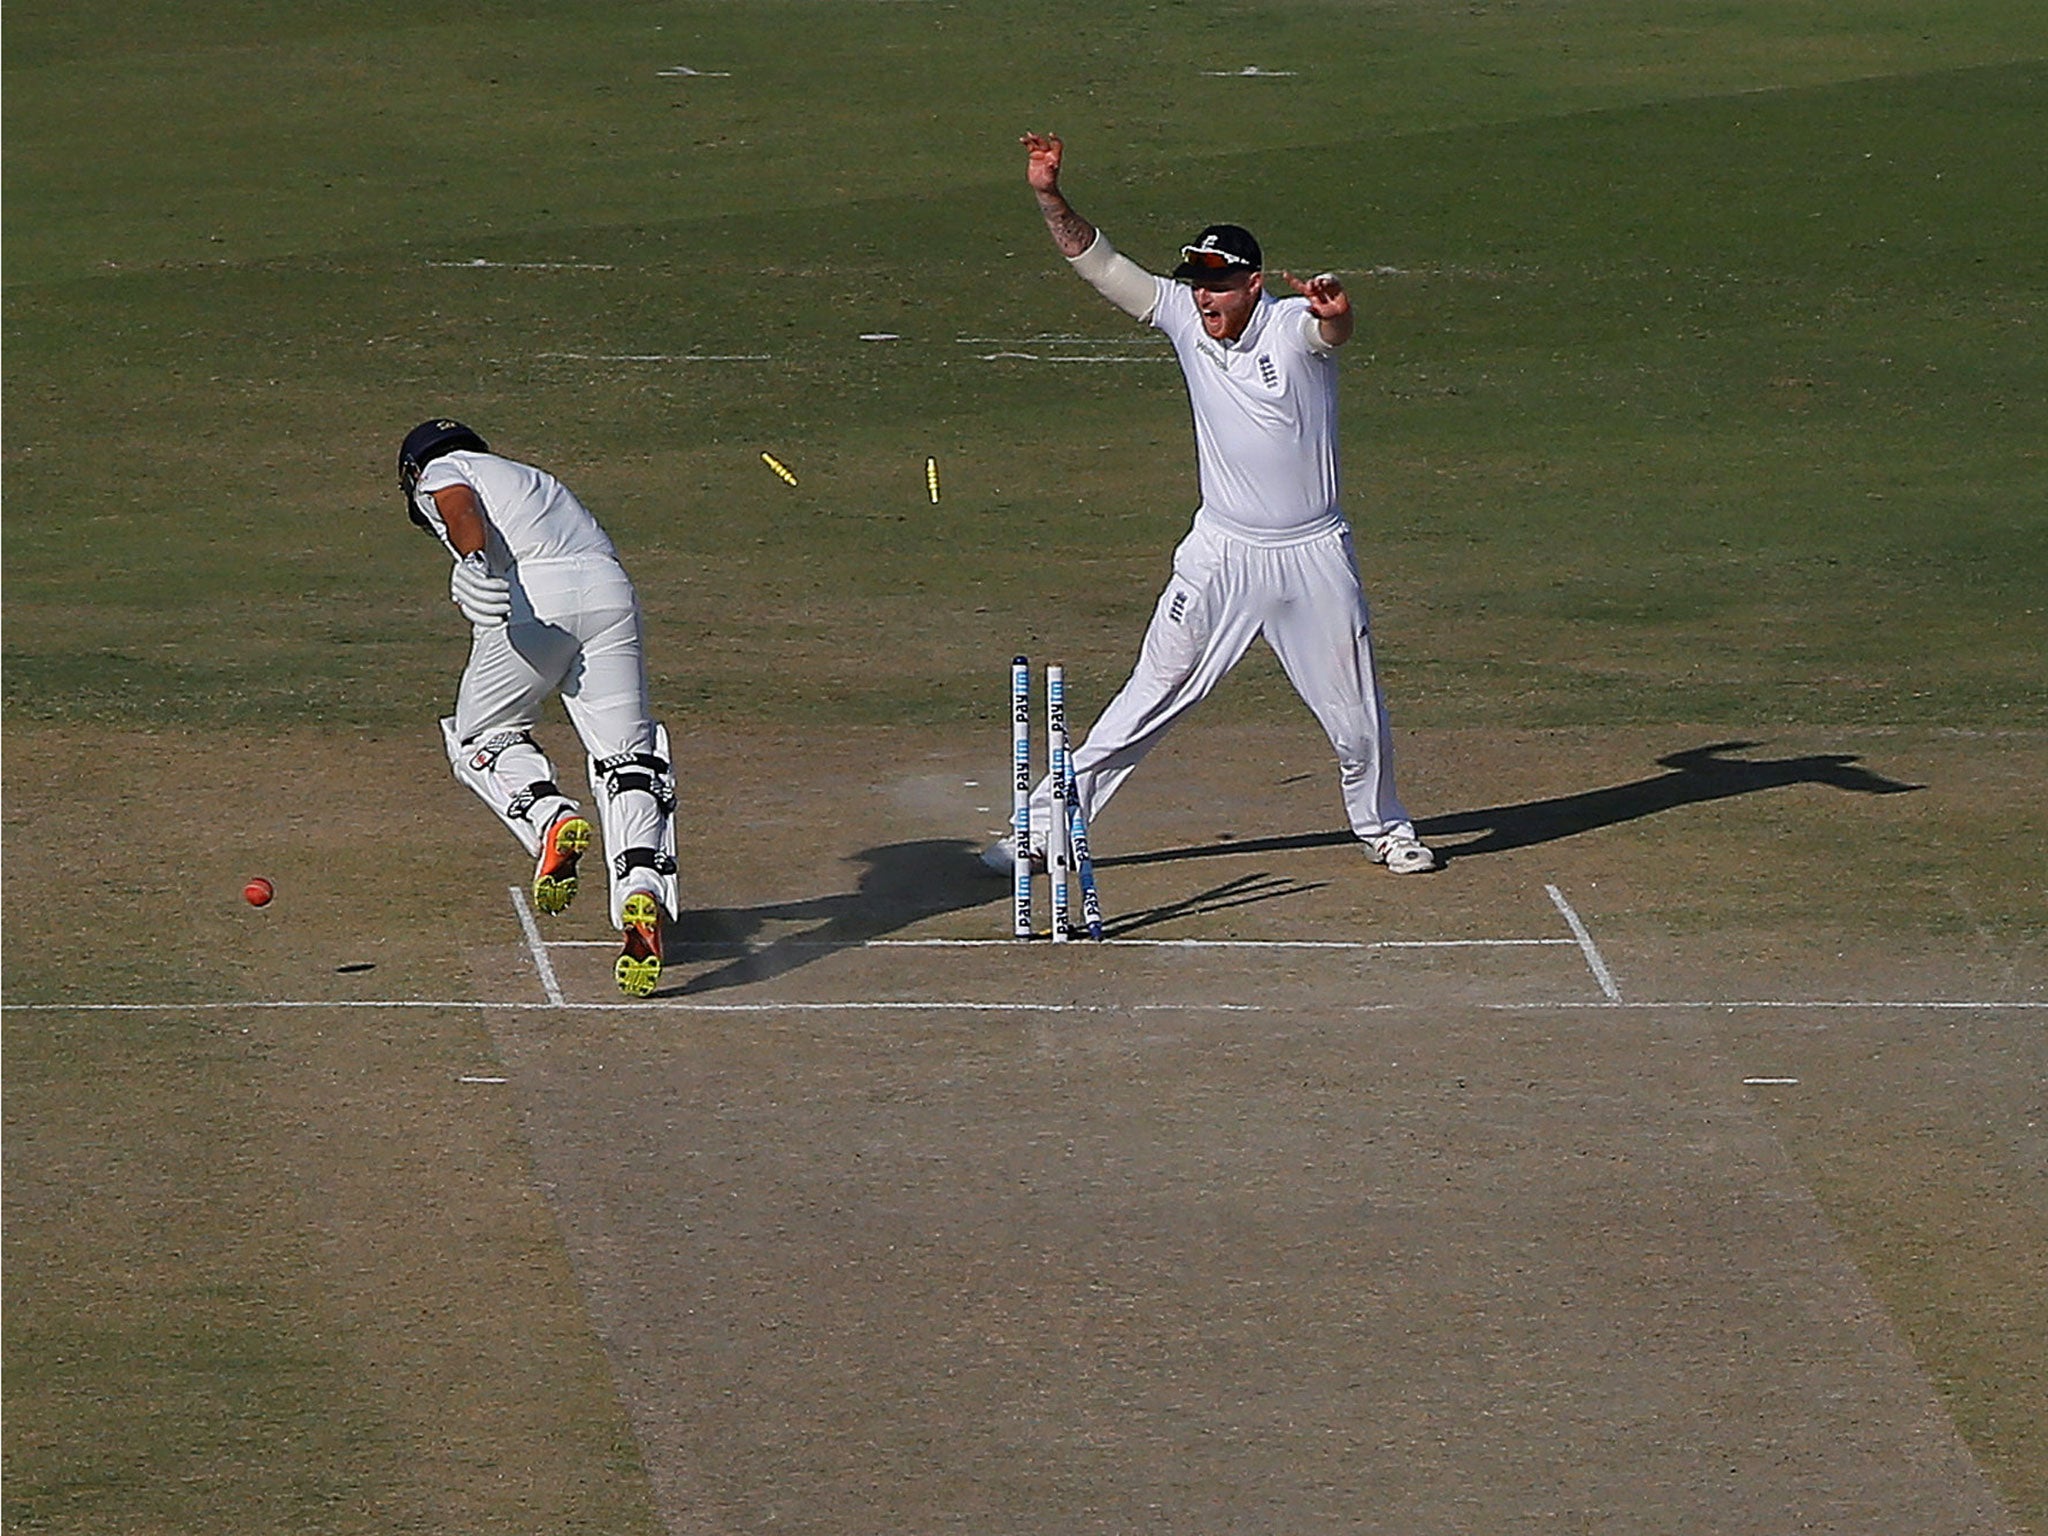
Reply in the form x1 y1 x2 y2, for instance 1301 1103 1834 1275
8 718 2042 1531
459 721 2033 1534
9 719 2042 1532
486 1000 2016 1534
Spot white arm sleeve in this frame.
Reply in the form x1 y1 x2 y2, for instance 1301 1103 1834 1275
1297 302 1339 358
1069 232 1160 322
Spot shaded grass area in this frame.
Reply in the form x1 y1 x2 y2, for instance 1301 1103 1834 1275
6 29 2045 737
5 2 2045 1532
10 0 2039 278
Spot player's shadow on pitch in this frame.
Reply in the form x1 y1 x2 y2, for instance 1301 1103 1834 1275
1102 740 1923 870
666 838 994 995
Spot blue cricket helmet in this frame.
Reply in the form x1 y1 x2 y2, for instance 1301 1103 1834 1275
397 418 488 498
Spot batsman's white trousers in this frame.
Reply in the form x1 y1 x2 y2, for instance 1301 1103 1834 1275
1030 516 1417 846
452 557 665 901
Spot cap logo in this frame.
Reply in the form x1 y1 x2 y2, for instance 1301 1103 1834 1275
1174 225 1262 281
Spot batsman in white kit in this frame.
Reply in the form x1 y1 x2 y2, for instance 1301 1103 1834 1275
398 419 680 996
988 133 1437 878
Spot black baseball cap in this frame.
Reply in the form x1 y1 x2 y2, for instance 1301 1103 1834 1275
1172 224 1262 282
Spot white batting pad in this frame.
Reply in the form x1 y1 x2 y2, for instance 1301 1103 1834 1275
586 722 681 927
440 715 579 857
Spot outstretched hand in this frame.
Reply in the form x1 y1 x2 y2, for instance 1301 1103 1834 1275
1020 130 1096 258
1021 131 1064 193
1282 269 1350 320
1282 268 1355 347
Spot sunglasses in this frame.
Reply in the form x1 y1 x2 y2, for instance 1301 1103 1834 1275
1180 246 1250 270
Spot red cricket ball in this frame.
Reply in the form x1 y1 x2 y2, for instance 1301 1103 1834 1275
243 877 275 908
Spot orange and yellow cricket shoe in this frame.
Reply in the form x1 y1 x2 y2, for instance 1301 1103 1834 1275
615 892 666 997
532 812 594 914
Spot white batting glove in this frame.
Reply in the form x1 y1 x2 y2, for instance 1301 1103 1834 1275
450 551 512 625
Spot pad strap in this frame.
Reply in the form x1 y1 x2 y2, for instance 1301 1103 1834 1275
596 752 677 813
505 780 561 824
595 750 670 775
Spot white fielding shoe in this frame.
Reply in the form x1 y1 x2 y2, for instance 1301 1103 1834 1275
1367 833 1439 874
979 834 1047 876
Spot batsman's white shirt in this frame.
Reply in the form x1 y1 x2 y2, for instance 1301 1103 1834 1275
413 448 650 733
1144 278 1345 543
414 449 646 675
414 450 663 903
415 450 623 568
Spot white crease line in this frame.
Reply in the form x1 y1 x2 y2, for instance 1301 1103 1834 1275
427 259 616 270
1487 1000 2048 1012
11 999 2039 1015
509 885 566 1007
1546 884 1621 1002
1130 938 1573 949
537 936 1573 950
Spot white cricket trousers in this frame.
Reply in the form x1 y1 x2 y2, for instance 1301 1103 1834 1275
1031 517 1417 846
452 557 664 887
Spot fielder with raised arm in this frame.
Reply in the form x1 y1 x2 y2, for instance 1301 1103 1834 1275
398 419 681 995
987 133 1437 877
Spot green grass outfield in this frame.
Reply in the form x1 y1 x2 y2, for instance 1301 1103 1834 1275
7 0 2044 737
6 2 2045 1531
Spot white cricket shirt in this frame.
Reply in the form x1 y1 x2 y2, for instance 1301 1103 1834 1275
415 450 623 567
1148 279 1345 543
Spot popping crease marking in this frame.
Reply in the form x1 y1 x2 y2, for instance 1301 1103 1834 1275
510 886 566 1006
536 936 1576 950
1547 883 1621 1002
10 999 2042 1015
